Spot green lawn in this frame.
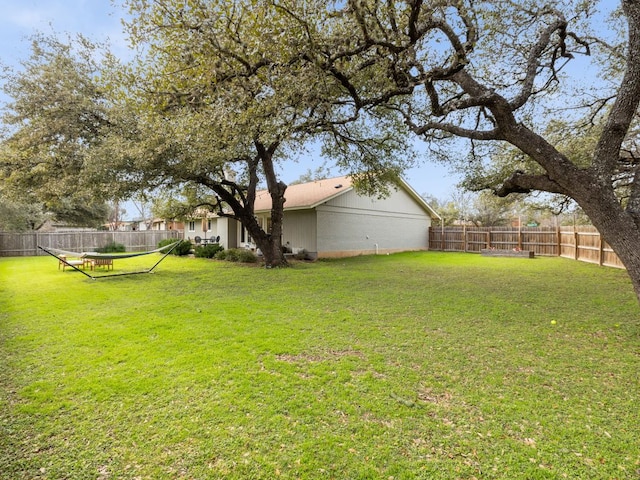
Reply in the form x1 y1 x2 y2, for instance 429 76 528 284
1 252 639 479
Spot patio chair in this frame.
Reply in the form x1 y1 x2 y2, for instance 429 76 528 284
58 255 85 271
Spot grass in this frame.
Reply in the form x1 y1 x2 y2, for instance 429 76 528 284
1 252 639 479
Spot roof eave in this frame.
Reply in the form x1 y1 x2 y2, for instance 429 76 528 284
397 177 442 220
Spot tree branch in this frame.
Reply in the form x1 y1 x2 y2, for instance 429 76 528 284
510 16 569 110
494 171 569 197
593 0 640 177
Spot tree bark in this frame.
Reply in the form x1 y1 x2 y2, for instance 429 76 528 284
253 140 288 268
197 149 288 268
582 198 640 299
441 55 640 301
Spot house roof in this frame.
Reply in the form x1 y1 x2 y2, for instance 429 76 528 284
254 175 353 212
254 175 441 219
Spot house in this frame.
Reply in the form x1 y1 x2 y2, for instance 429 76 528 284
133 218 184 232
185 175 440 259
183 211 238 247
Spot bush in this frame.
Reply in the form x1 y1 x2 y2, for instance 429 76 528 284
158 238 192 256
158 238 174 249
224 249 241 262
96 241 126 253
237 249 258 263
214 248 258 263
194 243 224 258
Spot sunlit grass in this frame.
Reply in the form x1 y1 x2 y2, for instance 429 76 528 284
1 252 639 479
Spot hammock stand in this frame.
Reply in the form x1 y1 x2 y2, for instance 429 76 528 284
38 240 183 280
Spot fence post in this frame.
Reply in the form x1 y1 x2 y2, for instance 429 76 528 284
599 236 604 266
518 226 523 250
556 227 561 257
463 225 467 252
574 231 579 260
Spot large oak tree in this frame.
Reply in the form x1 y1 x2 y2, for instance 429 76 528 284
257 0 640 301
117 0 415 266
0 36 111 228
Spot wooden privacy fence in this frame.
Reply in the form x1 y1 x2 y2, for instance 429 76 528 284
0 230 182 257
428 226 625 269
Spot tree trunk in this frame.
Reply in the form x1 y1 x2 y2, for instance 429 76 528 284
231 208 286 267
254 140 288 268
204 144 289 268
600 225 640 302
574 190 640 301
261 179 288 268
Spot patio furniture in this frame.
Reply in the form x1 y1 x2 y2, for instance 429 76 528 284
39 241 183 279
58 255 85 271
89 258 114 270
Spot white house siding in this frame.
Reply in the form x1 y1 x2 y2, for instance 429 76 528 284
215 218 229 249
315 187 431 257
184 217 237 247
282 210 317 255
328 186 427 215
185 219 212 242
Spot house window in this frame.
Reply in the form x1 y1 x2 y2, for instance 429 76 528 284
188 221 196 232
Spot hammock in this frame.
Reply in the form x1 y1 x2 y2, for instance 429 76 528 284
38 240 183 279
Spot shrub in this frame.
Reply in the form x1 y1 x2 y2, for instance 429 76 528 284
158 238 191 256
237 249 258 263
96 241 126 253
224 249 241 262
194 243 224 258
214 248 258 263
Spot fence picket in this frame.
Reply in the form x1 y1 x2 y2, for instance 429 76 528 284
428 226 624 269
0 230 182 257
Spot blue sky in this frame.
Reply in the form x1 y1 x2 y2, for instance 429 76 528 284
0 0 463 218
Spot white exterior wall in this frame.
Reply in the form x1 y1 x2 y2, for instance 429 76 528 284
316 187 432 257
185 219 212 241
282 210 317 255
184 217 232 246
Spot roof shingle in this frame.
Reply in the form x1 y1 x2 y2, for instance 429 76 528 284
254 176 353 212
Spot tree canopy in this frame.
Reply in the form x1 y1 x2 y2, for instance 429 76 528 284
112 0 417 265
0 35 112 228
225 0 640 298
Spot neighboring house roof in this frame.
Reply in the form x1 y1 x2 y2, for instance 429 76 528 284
253 175 441 219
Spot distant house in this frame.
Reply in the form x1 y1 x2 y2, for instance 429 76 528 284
101 220 133 232
129 218 184 232
38 219 98 232
185 175 440 259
